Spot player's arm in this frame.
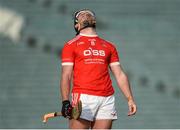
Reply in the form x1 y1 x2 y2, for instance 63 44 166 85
110 64 137 116
60 65 73 101
60 65 73 118
60 41 75 118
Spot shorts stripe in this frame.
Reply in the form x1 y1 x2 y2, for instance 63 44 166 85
72 93 81 107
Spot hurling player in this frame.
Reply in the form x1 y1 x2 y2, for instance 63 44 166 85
60 9 137 129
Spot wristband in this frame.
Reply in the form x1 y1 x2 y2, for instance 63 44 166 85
62 100 70 105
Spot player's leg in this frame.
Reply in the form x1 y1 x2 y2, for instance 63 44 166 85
92 95 117 129
69 118 91 129
70 93 99 129
91 119 113 129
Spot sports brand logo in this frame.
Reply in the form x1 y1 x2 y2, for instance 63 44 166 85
111 111 117 117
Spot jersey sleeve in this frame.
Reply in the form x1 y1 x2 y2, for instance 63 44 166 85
61 43 75 66
109 46 120 66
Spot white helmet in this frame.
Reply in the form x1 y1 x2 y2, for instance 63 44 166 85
73 9 96 35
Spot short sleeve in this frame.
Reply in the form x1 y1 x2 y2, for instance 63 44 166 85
61 43 75 66
109 46 120 66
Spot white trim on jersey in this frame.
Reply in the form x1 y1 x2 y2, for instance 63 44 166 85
109 62 120 66
62 62 74 66
80 33 98 37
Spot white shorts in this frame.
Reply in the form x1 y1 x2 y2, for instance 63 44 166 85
72 93 117 121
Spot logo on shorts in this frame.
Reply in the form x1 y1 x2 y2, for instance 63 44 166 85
111 111 117 117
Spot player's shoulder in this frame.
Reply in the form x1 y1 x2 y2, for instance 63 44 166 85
64 35 82 46
98 36 117 49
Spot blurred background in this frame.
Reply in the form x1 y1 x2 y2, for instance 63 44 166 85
0 0 180 129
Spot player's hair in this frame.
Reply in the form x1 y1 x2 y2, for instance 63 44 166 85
73 9 96 35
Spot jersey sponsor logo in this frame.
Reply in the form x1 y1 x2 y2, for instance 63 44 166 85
83 47 105 56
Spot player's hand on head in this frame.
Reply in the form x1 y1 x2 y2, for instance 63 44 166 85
61 100 72 118
127 100 137 116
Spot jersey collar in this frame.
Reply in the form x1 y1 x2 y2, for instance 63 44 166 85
80 33 98 37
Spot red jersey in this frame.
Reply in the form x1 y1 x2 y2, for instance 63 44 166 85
61 33 120 96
